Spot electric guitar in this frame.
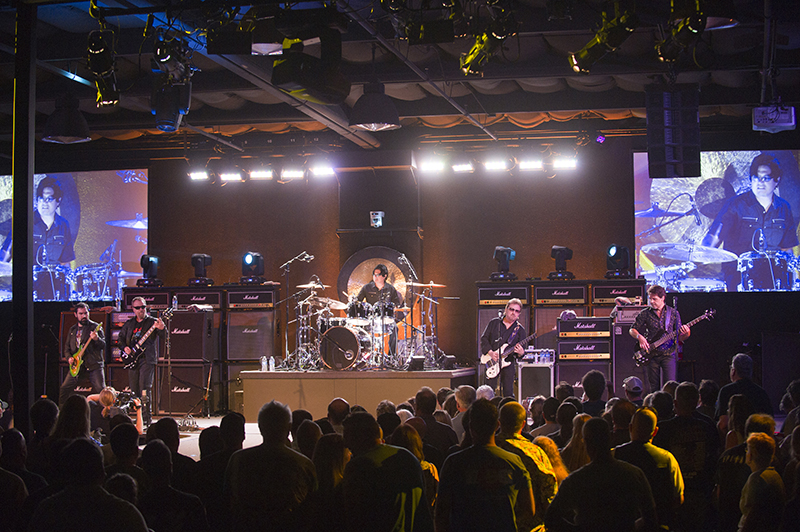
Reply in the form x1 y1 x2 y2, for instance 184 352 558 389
121 308 173 370
69 323 103 377
633 308 715 367
480 331 537 379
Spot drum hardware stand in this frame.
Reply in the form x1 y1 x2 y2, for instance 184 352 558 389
275 284 317 370
278 251 315 365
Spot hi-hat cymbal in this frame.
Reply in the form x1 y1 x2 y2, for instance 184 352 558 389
307 296 347 310
641 242 738 264
409 281 446 288
297 282 330 289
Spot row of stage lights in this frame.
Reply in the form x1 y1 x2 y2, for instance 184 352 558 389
138 251 267 287
188 150 583 183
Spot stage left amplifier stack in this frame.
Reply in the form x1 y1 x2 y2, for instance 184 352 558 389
556 316 612 400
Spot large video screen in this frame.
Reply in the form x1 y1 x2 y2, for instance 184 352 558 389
634 150 800 293
0 170 148 302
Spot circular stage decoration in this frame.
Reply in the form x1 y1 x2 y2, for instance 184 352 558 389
337 246 415 305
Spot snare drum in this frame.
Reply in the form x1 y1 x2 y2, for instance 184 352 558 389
371 301 395 325
346 301 372 327
33 265 72 301
320 326 371 370
318 316 347 335
674 278 727 292
738 251 796 291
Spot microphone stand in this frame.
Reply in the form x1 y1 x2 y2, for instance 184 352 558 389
43 324 62 398
278 251 314 368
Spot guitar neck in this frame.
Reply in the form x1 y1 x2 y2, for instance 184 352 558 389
652 314 707 349
135 316 160 349
501 333 536 358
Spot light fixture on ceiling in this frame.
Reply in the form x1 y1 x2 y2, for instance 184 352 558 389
87 30 119 107
151 32 194 132
349 82 401 131
42 93 92 144
656 2 707 62
569 4 639 74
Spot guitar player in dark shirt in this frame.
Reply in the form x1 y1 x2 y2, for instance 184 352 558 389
630 285 690 395
480 298 526 398
118 296 165 425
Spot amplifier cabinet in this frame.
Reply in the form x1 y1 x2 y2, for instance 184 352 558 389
123 288 171 310
557 317 611 337
226 309 277 360
156 363 218 415
591 282 645 305
557 339 611 360
226 284 280 309
173 289 223 309
477 282 530 306
162 310 218 363
532 283 588 305
518 362 555 400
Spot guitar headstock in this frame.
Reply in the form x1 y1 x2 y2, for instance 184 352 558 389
704 309 716 319
161 307 175 320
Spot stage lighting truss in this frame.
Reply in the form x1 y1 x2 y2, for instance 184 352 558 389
87 30 119 107
569 3 639 74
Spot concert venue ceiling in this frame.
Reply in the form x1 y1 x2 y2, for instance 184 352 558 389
0 0 799 166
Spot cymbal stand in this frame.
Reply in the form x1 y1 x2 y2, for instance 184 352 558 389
276 286 315 370
278 251 315 364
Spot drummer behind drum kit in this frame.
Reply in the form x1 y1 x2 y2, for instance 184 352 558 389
285 279 451 371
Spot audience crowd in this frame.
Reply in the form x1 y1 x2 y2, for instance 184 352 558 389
1 352 798 532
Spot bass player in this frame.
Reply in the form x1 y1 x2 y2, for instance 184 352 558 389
629 285 690 395
59 302 106 406
480 298 526 398
118 296 165 425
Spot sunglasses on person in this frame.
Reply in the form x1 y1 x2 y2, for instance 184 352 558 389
132 305 146 310
751 174 776 183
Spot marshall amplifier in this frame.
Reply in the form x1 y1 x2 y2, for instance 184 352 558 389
557 339 611 360
614 305 648 324
175 290 222 309
477 283 530 306
591 283 645 305
123 288 170 310
557 317 611 337
227 285 278 309
226 309 277 360
156 363 218 415
161 310 218 363
533 283 587 305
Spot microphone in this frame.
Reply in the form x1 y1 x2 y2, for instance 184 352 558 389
690 198 702 226
300 252 314 262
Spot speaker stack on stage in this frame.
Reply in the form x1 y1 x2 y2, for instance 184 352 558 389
476 282 531 386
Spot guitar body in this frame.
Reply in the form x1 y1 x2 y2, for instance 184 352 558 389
481 332 537 380
120 309 173 370
632 309 716 367
69 323 102 377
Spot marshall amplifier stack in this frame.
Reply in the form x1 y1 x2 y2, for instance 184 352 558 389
556 316 612 398
531 281 589 352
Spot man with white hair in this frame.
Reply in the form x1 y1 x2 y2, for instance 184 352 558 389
476 385 495 401
452 385 476 442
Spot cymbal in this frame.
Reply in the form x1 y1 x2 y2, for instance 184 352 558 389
297 282 330 289
696 178 736 219
106 217 148 230
0 261 11 276
409 281 446 288
394 307 412 312
307 296 347 310
641 242 738 264
116 270 141 278
634 206 684 218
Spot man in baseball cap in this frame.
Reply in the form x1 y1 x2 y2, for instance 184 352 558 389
623 376 644 407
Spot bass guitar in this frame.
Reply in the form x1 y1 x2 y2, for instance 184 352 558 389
121 308 173 370
633 308 715 367
480 331 537 379
69 323 103 377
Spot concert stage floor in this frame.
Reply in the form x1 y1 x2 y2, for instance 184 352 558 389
238 368 476 421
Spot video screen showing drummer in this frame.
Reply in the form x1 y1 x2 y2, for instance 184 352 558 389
356 264 404 355
34 177 75 267
702 153 799 291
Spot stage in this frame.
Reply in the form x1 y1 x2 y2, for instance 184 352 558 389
238 367 476 421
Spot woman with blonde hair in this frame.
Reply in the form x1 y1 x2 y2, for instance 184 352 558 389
533 436 569 486
87 387 143 438
559 413 592 472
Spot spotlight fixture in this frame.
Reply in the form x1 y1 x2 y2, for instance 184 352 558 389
189 253 214 286
569 6 639 74
241 252 266 284
451 157 475 173
150 32 194 132
605 244 631 279
490 246 517 281
420 158 446 174
137 255 163 287
349 82 401 132
549 245 574 280
42 93 92 144
370 211 385 228
460 32 500 76
656 10 706 62
87 30 119 107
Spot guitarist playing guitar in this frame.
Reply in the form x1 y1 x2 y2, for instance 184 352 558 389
118 296 165 426
59 302 106 406
480 298 526 398
629 285 691 395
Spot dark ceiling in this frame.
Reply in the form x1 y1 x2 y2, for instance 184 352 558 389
1 0 799 166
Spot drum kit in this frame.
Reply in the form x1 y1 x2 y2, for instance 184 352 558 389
283 279 453 371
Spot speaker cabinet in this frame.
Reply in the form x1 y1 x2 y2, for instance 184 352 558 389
107 363 159 409
476 306 531 385
58 363 96 397
518 362 555 400
162 310 218 363
556 361 612 400
646 83 701 178
156 363 217 415
60 310 110 363
225 361 259 415
532 306 588 351
613 323 649 397
226 310 276 361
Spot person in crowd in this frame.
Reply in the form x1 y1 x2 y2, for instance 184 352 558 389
225 400 317 532
118 296 165 426
562 396 583 414
342 411 432 532
530 397 561 439
527 395 547 429
479 298 526 398
623 376 644 407
436 387 452 410
433 409 453 427
59 302 106 406
739 432 786 532
609 399 637 448
545 417 658 532
199 426 224 460
550 401 577 449
105 422 150 498
476 384 495 401
581 370 606 417
302 433 349 532
533 436 569 486
105 472 138 505
49 393 91 443
377 411 402 442
295 419 322 460
0 436 28 532
414 386 458 458
29 438 148 532
652 382 719 532
26 398 58 477
291 409 313 448
555 382 574 403
0 429 47 494
442 394 458 419
716 353 774 435
497 401 557 532
87 386 143 437
326 397 350 435
715 413 777 532
375 399 396 417
725 394 755 450
651 391 675 421
451 385 476 442
784 425 800 499
698 378 720 420
560 413 592 472
614 407 684 531
782 379 800 436
390 423 439 509
662 380 680 397
435 399 534 532
150 417 197 494
138 438 209 532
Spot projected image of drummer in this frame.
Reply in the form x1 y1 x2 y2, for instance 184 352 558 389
356 263 404 356
34 177 75 266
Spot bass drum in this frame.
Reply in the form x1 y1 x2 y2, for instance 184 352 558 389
33 265 72 301
738 251 796 291
320 326 371 370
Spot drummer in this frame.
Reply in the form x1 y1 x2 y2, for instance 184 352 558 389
356 264 404 355
702 153 798 290
33 177 75 266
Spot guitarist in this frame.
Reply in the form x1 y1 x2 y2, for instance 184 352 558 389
59 302 106 406
480 298 526 398
629 285 691 395
118 296 165 425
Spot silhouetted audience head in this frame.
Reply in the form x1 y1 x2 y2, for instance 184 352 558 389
732 353 754 380
623 376 644 400
745 432 775 470
220 411 246 450
376 400 396 417
109 413 133 433
436 387 453 408
674 382 699 415
699 379 720 407
610 399 637 431
662 380 680 397
476 385 495 401
0 429 26 469
377 412 401 440
728 394 755 435
499 401 526 435
469 399 499 445
563 396 583 414
415 387 438 416
744 413 776 436
555 382 574 402
109 422 140 462
296 419 322 459
342 411 382 455
651 391 674 420
61 438 105 485
106 472 138 504
582 370 606 401
542 397 560 423
52 394 91 440
199 426 224 459
30 397 59 438
151 417 181 453
556 402 578 431
583 417 612 462
787 379 800 407
455 385 477 412
629 407 658 442
405 416 427 439
313 433 349 492
141 439 173 484
389 424 425 461
327 398 350 425
291 409 313 441
257 400 292 444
